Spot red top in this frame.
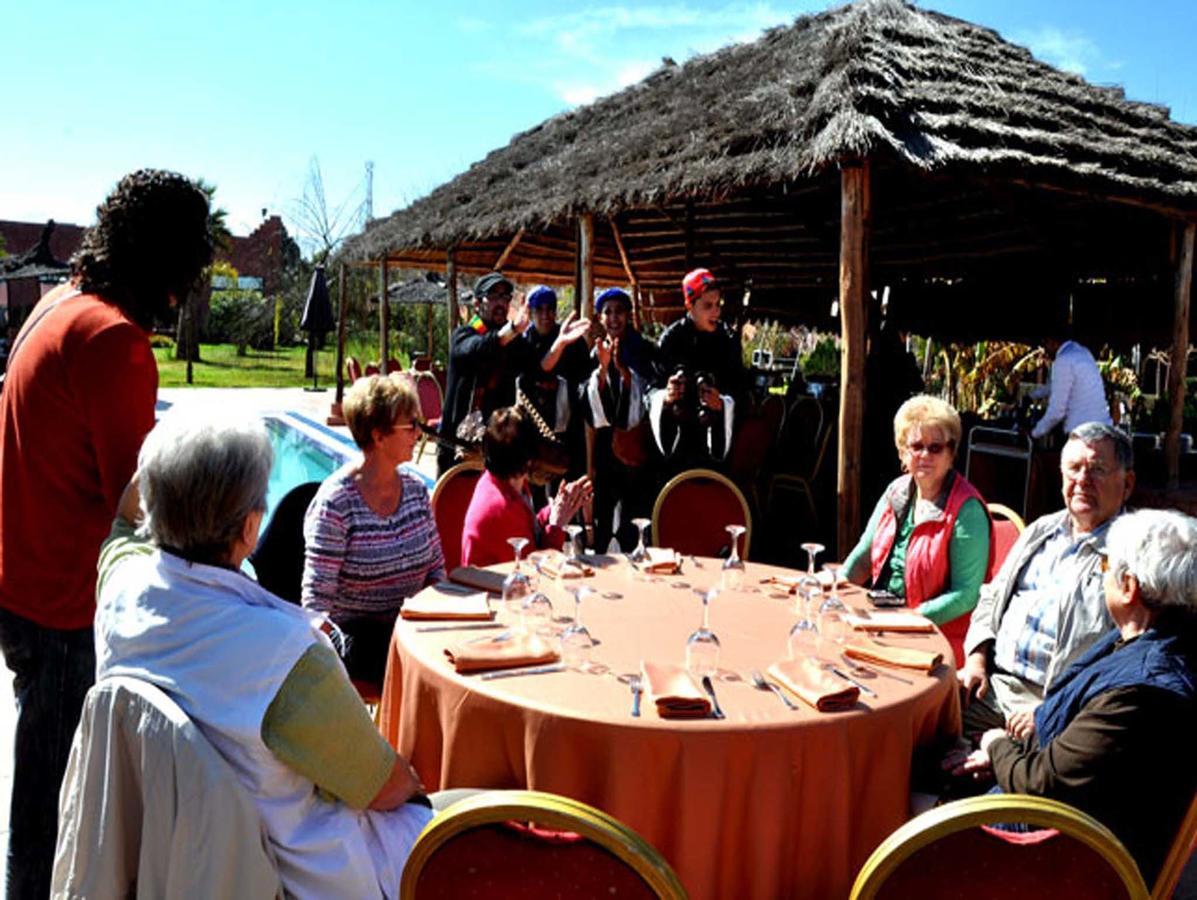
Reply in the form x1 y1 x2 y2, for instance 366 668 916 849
460 470 565 568
870 472 991 665
0 286 157 629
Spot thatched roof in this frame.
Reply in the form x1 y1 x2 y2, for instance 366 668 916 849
345 0 1197 265
0 220 71 284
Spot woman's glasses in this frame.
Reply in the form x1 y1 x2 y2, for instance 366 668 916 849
906 441 950 456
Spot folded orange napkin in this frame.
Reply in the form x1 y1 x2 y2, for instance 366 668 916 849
400 587 494 621
844 611 936 632
536 551 595 579
767 657 859 711
444 633 559 674
640 661 711 719
644 547 681 575
449 566 507 595
844 636 943 673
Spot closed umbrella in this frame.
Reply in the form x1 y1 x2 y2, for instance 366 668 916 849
301 265 335 391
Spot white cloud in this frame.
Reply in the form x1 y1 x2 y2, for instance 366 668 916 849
508 2 800 106
1015 26 1101 77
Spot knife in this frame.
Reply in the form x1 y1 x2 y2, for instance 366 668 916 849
415 622 504 633
701 675 726 719
828 665 878 697
480 663 567 681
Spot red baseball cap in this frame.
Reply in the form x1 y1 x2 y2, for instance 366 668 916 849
682 268 716 308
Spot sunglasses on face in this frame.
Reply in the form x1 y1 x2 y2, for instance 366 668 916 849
906 441 950 456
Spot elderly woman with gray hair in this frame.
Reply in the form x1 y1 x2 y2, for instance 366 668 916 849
946 508 1197 885
94 411 439 899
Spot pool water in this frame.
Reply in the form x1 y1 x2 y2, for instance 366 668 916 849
263 415 352 533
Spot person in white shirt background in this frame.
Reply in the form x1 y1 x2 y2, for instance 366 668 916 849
1030 331 1112 442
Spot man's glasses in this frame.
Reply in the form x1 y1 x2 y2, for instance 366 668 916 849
906 441 949 456
1063 461 1115 481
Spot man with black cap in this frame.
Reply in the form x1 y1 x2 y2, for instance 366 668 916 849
584 287 659 550
438 272 530 476
649 267 746 473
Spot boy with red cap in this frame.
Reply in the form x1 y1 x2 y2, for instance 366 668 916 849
649 268 746 473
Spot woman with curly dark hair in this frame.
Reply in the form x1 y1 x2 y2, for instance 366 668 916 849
0 168 212 898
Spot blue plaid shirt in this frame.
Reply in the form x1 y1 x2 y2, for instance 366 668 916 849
993 518 1113 686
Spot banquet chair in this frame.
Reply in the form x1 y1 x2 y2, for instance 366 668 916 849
1152 788 1197 899
346 356 364 382
767 395 832 533
431 459 485 572
412 371 444 464
399 790 687 900
652 468 752 559
849 794 1149 900
987 502 1026 580
249 481 322 604
53 677 282 900
727 393 785 513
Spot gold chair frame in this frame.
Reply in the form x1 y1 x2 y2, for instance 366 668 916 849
412 370 446 464
651 468 752 559
986 501 1027 532
430 458 484 511
1152 788 1197 899
399 789 687 900
850 794 1149 900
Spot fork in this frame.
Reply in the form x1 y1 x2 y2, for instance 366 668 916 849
750 669 798 710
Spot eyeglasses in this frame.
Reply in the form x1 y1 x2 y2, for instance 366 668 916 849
390 422 421 434
1063 461 1116 480
906 441 950 456
484 289 513 301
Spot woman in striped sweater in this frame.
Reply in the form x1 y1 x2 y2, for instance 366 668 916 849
302 374 445 685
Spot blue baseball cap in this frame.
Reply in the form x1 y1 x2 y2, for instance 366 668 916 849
526 285 557 310
595 287 631 314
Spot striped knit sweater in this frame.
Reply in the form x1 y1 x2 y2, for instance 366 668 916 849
301 467 445 619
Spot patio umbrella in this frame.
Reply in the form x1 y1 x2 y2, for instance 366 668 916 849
301 265 335 391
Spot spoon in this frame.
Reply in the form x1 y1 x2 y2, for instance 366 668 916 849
750 669 798 710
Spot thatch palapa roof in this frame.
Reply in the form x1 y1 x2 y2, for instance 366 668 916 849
343 0 1197 344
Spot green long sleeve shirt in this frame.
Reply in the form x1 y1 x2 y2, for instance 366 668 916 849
842 492 989 624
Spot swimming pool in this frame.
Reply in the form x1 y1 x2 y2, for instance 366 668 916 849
261 412 433 532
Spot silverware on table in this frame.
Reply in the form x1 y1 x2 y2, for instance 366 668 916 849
750 669 798 710
842 653 913 685
415 622 504 633
629 675 643 717
827 664 878 697
467 629 512 644
480 663 567 681
701 675 726 719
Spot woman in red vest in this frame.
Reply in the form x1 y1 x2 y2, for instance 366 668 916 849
842 395 992 665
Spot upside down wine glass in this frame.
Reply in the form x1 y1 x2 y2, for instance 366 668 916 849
502 538 532 627
564 524 585 568
522 553 554 636
818 562 848 658
686 586 721 677
560 585 595 668
722 525 747 590
629 518 652 564
789 583 820 662
801 542 825 579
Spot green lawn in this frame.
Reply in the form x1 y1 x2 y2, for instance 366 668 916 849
154 343 341 388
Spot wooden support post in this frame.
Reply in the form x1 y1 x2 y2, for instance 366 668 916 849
836 159 871 556
578 213 595 319
425 302 433 357
1165 222 1195 489
446 248 459 358
494 227 525 271
327 263 349 425
610 216 641 327
379 259 390 374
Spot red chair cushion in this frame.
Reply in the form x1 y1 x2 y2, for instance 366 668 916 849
434 470 482 572
988 520 1022 580
416 377 443 421
412 821 656 900
656 478 747 557
346 357 363 382
875 826 1131 899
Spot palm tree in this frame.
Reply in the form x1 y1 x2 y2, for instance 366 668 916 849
175 179 232 372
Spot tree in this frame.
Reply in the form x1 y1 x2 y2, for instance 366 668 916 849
287 157 363 264
176 180 232 368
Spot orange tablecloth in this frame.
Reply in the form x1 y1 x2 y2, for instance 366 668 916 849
380 558 961 899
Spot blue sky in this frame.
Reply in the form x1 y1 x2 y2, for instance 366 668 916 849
2 1 1194 252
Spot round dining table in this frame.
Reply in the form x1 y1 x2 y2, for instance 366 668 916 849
379 558 962 900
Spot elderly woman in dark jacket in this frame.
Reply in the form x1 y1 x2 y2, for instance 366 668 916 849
946 509 1197 885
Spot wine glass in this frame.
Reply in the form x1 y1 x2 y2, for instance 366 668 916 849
685 586 721 677
818 563 848 658
629 518 652 564
789 577 821 660
521 590 554 636
721 525 746 590
801 542 825 579
560 585 594 668
564 524 585 567
503 537 532 626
